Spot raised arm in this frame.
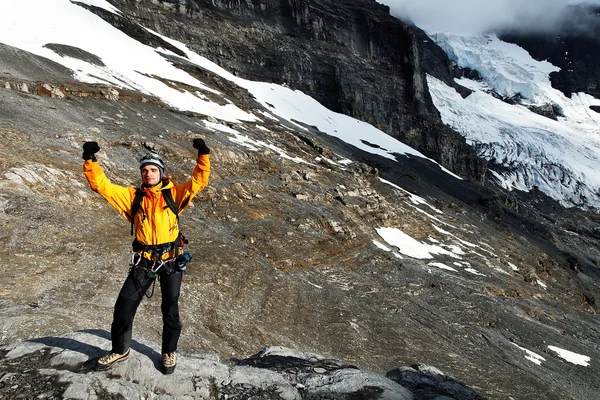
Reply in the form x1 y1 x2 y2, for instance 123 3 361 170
82 141 136 220
171 138 211 212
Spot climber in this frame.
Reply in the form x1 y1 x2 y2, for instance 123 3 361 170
82 138 211 374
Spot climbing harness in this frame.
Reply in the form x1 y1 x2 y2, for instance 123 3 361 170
129 249 175 298
128 234 192 298
130 249 175 276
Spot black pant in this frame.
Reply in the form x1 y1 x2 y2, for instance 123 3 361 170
110 264 182 354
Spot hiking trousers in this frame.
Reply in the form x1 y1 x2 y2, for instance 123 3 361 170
110 265 183 355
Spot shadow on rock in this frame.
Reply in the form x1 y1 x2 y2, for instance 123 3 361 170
236 348 358 373
387 363 486 400
27 329 163 373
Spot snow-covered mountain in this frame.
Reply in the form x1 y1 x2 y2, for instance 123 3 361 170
427 32 600 210
378 1 600 211
0 0 444 168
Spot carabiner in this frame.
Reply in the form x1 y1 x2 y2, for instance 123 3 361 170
151 259 165 274
130 252 143 267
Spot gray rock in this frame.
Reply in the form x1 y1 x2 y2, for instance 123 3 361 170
1 333 415 399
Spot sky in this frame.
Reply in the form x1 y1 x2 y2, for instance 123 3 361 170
377 0 600 34
0 0 594 371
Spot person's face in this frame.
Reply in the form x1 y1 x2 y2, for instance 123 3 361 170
141 165 161 186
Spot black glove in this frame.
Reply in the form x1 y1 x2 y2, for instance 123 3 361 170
193 138 210 155
82 141 100 161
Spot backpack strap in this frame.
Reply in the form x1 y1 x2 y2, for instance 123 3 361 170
162 188 180 224
162 189 189 251
129 188 146 236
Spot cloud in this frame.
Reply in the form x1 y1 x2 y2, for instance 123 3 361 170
377 0 600 35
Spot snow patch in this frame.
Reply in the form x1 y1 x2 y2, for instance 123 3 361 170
376 227 460 260
508 262 519 271
428 262 458 272
536 279 547 290
464 267 486 276
512 343 546 365
373 240 391 252
548 346 591 366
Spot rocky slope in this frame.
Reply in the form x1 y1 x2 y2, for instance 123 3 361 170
0 1 599 399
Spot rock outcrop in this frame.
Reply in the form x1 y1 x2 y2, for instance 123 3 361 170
1 331 488 399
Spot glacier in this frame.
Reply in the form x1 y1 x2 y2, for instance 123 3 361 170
427 33 600 210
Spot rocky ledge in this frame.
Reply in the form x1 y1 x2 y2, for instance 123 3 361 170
0 331 484 400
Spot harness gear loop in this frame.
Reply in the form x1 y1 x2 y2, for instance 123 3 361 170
150 259 166 276
130 250 177 299
130 246 179 277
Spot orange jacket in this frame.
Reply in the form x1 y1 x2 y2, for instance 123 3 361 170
84 154 210 246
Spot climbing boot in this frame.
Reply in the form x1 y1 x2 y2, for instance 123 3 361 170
162 352 177 374
96 349 130 371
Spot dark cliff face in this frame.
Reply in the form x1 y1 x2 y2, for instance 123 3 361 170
105 0 486 181
498 4 600 99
